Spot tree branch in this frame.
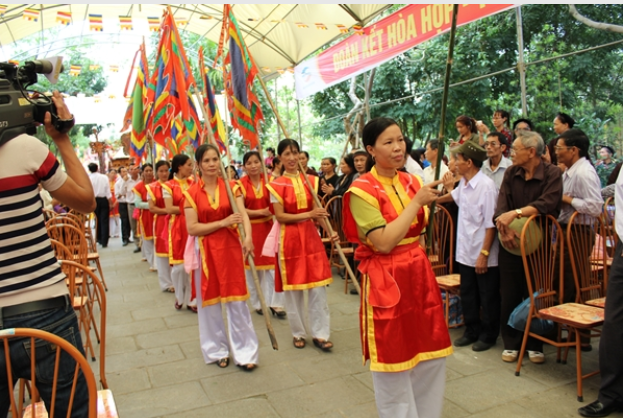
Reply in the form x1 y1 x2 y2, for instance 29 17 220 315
568 5 623 33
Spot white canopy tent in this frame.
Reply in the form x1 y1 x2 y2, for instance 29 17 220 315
0 4 391 78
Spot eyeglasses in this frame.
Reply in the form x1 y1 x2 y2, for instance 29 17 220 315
484 141 500 147
554 145 574 151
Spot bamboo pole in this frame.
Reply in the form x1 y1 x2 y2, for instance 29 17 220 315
255 74 362 296
194 86 279 350
427 4 459 254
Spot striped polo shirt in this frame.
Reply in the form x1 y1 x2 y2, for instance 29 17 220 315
0 134 69 307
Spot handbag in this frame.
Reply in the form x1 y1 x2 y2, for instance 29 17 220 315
132 207 141 220
508 291 555 335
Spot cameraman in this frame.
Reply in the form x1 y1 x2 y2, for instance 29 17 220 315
0 90 95 417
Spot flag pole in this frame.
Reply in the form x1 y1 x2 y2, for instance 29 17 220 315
427 4 459 253
255 74 362 296
194 85 279 350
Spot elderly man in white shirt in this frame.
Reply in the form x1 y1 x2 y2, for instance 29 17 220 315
437 141 500 352
122 165 142 252
88 162 112 247
482 132 513 190
115 166 133 246
554 129 603 311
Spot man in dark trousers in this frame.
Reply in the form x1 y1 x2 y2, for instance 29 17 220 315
88 162 111 247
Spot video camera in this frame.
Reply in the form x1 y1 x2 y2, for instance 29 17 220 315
0 59 74 146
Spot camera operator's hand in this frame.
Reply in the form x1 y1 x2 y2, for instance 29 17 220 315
44 91 72 141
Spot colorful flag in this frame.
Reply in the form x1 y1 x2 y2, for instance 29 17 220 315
145 8 201 152
56 11 71 25
89 14 103 31
0 5 7 16
295 22 308 29
175 18 188 27
315 23 327 30
122 43 150 160
147 16 159 31
89 64 100 71
119 16 133 30
109 65 119 73
219 4 264 149
69 65 81 76
199 46 227 152
23 8 40 22
336 24 348 34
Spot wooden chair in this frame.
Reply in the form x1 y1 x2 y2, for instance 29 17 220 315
1 328 98 418
42 208 58 222
515 215 604 402
429 205 462 328
324 196 356 293
567 212 607 305
49 239 73 261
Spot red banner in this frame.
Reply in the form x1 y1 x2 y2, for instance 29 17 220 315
295 4 517 99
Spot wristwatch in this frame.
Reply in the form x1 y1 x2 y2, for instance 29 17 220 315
480 249 490 257
515 209 523 218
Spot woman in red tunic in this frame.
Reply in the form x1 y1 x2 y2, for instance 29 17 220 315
343 118 452 418
239 151 285 317
132 163 155 270
184 144 259 371
164 154 195 311
266 139 337 351
147 160 174 293
108 169 120 238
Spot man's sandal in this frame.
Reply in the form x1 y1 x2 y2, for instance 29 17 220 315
293 337 306 349
217 358 229 368
237 364 256 372
313 338 333 351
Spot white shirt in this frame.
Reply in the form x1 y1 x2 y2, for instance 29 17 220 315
89 172 111 199
423 162 448 190
558 157 603 225
451 170 499 267
123 176 140 204
114 177 126 203
405 156 425 181
481 156 512 190
615 168 623 243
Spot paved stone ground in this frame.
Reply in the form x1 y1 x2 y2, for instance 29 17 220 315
93 237 622 418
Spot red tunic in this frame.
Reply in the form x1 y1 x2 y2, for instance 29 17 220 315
343 167 452 372
266 172 332 291
132 181 153 240
146 181 169 257
109 180 119 217
238 176 275 270
184 178 248 306
164 177 194 264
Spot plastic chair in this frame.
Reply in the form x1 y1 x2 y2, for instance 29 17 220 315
429 205 462 328
515 215 604 402
1 327 97 418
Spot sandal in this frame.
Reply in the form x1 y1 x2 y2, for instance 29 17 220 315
166 287 175 293
293 337 306 349
313 338 333 351
187 305 198 313
216 358 229 368
174 301 182 310
255 309 263 316
237 364 256 372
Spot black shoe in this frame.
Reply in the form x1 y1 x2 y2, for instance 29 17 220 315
350 288 359 295
122 241 129 247
578 400 621 417
133 248 142 253
472 340 495 352
453 336 478 347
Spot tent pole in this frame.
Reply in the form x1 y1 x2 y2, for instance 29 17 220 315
296 99 302 142
427 4 459 254
516 6 528 117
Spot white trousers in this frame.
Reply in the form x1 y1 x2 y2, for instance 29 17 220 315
284 286 330 340
245 269 285 310
109 216 119 237
171 264 191 306
142 239 156 269
156 256 172 291
194 267 259 365
372 358 446 418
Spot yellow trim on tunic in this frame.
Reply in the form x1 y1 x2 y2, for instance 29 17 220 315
266 184 283 206
284 172 308 210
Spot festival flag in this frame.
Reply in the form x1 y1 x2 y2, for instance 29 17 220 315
147 16 159 31
0 5 7 16
23 8 40 22
352 25 364 35
122 43 150 160
145 8 201 151
119 16 133 30
199 46 227 152
175 18 188 27
109 65 119 73
89 14 103 31
56 11 71 25
295 22 308 29
315 23 327 30
69 65 81 76
89 64 100 71
336 24 348 34
218 4 264 149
